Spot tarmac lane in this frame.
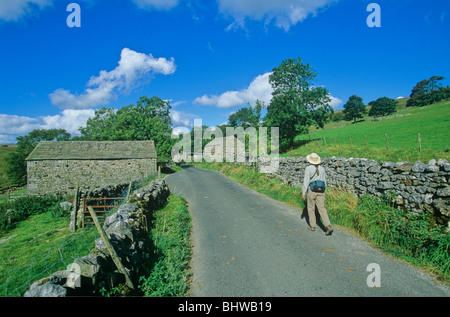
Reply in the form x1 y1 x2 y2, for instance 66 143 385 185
166 165 449 297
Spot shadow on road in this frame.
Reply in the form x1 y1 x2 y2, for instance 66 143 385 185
300 204 327 233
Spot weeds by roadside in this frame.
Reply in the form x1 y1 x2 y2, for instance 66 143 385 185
139 194 192 296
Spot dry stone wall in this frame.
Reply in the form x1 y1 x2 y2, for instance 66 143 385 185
256 156 450 218
24 179 170 297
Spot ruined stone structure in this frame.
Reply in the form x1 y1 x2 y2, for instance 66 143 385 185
26 141 157 196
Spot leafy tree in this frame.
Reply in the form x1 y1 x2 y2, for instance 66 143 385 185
343 95 366 123
368 97 398 117
406 76 449 107
264 57 332 151
229 101 263 129
79 96 175 161
330 110 345 122
6 129 71 186
189 124 215 154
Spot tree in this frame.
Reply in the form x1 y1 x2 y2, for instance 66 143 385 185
368 97 398 117
229 100 263 129
406 76 449 107
264 57 332 151
343 95 366 123
6 129 71 186
79 95 174 161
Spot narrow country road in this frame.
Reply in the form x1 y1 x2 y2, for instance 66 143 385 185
166 165 449 297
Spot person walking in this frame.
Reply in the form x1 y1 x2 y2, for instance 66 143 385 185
301 153 333 235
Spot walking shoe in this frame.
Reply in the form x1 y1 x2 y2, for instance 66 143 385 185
308 226 315 232
325 225 334 236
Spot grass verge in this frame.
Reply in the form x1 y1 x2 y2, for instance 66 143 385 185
139 194 192 296
194 161 450 281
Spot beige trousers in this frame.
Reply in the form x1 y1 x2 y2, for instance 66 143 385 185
307 187 331 228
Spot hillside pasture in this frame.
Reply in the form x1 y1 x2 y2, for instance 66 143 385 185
285 100 450 162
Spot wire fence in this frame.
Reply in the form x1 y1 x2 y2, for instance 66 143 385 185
0 225 99 297
0 178 148 297
300 132 450 152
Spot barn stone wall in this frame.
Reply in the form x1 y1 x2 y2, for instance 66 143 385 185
27 158 157 196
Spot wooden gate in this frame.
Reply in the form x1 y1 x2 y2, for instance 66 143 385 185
81 197 124 228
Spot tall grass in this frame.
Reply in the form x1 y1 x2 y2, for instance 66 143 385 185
196 162 450 280
327 191 450 278
139 194 192 296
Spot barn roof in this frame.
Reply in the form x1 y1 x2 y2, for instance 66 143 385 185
26 141 157 161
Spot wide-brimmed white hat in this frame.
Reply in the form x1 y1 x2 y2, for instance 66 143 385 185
306 153 321 165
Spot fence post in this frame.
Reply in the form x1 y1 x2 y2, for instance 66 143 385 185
349 135 352 146
87 206 135 290
82 198 85 228
385 133 389 150
126 179 133 202
418 133 422 152
365 135 368 148
69 185 79 232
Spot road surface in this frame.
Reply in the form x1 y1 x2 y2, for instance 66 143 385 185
166 165 449 297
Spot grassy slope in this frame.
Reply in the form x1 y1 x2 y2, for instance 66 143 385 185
285 100 450 162
0 211 98 296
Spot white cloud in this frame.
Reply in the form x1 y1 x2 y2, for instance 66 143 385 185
218 0 338 31
132 0 179 11
328 95 343 109
0 0 53 22
0 0 182 22
49 48 176 109
0 108 198 143
39 109 96 134
170 109 198 135
195 71 343 110
194 72 273 108
0 114 41 135
0 110 96 143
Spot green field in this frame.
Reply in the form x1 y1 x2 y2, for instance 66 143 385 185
285 100 450 162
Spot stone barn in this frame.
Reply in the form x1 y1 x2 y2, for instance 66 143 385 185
203 136 246 162
26 141 157 196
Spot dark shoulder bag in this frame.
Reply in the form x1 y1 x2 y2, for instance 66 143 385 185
309 166 326 193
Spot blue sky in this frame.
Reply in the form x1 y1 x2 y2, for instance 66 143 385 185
0 0 449 143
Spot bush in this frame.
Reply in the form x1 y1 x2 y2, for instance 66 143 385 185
0 196 61 232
